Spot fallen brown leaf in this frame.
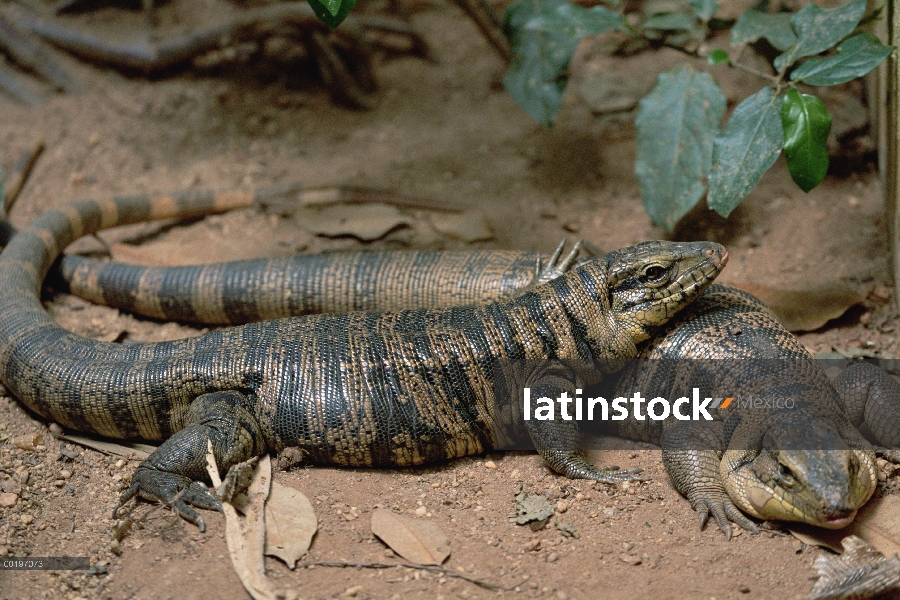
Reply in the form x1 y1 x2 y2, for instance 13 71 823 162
789 495 900 557
807 535 900 600
370 508 450 565
302 204 412 241
427 212 493 242
206 446 276 600
265 482 318 569
731 282 864 332
58 434 155 460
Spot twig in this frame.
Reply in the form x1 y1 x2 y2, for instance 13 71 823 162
0 15 76 91
447 0 509 62
295 560 513 591
662 41 779 84
0 59 41 104
4 138 43 213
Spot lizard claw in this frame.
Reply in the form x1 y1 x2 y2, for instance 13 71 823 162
691 494 759 540
531 239 583 287
113 466 222 532
876 447 900 464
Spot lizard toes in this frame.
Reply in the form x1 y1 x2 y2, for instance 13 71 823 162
117 466 221 531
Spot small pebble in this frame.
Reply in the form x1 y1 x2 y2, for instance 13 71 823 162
0 492 17 508
618 554 641 566
115 459 126 469
415 506 427 517
792 540 804 553
555 501 568 513
109 540 122 556
48 423 64 435
0 546 8 557
59 470 72 480
738 585 750 594
484 460 498 470
18 471 29 485
546 553 559 563
20 514 33 526
54 480 65 488
344 585 363 597
526 539 541 552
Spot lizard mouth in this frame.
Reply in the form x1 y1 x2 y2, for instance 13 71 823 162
818 511 857 529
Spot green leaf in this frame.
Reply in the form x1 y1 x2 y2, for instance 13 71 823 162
503 0 624 126
707 49 729 65
635 66 726 232
781 89 831 192
642 12 696 31
688 0 719 22
774 0 867 71
791 33 894 86
708 87 783 217
524 3 624 39
730 10 796 51
306 0 356 28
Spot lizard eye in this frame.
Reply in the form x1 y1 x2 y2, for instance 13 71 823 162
643 265 668 283
777 463 797 487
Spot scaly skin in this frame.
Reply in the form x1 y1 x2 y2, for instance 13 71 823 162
6 188 892 536
2 186 581 323
0 193 725 530
612 285 880 539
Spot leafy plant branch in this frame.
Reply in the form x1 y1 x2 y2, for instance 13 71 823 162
501 0 894 232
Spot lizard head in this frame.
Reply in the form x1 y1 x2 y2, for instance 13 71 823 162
722 416 877 528
605 241 728 345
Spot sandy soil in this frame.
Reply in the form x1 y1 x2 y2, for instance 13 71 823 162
0 1 898 599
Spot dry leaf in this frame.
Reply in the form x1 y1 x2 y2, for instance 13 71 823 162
733 282 863 332
264 482 318 569
428 212 493 243
789 496 900 558
807 535 900 600
206 447 276 600
59 434 155 460
108 212 310 267
302 204 412 241
370 508 450 565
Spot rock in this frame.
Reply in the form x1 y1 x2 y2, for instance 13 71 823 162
619 554 642 566
555 501 568 514
344 585 363 597
0 545 8 557
0 492 17 508
738 585 750 594
484 460 497 470
20 514 33 526
109 539 122 556
48 423 63 435
59 470 72 480
18 471 29 485
54 480 65 488
547 552 559 563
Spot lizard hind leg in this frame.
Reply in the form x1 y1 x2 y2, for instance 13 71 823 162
113 390 267 532
522 375 643 484
835 362 900 450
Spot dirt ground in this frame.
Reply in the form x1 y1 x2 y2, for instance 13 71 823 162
1 0 899 598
